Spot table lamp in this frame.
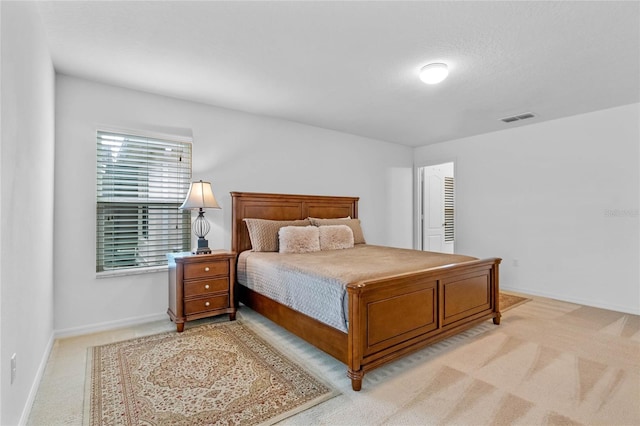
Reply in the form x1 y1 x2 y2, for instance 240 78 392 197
179 180 220 254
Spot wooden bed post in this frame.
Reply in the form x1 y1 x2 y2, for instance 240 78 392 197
492 261 501 325
347 284 364 391
347 370 364 392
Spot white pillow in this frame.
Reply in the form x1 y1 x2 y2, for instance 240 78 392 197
278 226 320 254
319 225 354 251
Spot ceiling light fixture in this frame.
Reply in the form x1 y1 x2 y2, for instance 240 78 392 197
419 63 449 85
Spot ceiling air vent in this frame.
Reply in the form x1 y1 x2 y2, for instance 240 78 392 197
500 112 536 123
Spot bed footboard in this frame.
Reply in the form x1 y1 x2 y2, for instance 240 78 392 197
346 258 501 391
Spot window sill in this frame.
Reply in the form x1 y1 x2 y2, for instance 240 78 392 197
96 265 168 279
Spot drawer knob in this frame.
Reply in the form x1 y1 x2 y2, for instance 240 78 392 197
205 284 210 289
204 267 210 272
205 301 210 307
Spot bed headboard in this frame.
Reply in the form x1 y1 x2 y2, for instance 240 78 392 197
231 191 359 254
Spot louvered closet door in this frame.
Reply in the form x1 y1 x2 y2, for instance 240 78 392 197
422 163 454 254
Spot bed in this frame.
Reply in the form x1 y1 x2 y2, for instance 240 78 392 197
231 191 501 391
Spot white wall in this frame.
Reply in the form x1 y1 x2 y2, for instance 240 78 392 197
54 75 413 333
415 103 640 314
1 2 56 424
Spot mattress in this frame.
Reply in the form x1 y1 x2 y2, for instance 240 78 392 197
237 244 477 333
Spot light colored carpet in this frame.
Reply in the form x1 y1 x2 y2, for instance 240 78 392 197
245 293 639 426
28 293 639 426
85 321 337 425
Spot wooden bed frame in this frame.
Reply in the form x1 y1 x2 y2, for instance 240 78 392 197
231 191 501 391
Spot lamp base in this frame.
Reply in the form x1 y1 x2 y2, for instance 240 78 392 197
195 238 211 255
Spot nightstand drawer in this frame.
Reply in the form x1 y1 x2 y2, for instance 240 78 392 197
183 260 229 280
184 295 230 315
184 278 229 298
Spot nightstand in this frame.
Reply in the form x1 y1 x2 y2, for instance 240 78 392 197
167 250 237 332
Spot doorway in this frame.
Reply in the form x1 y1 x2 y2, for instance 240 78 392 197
419 162 455 253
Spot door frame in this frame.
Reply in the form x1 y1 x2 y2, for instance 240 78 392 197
414 158 457 251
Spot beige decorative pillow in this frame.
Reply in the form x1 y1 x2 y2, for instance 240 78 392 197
244 218 311 252
319 225 354 251
278 226 320 254
309 218 366 244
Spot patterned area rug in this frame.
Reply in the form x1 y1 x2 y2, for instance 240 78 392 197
85 321 338 425
500 292 531 312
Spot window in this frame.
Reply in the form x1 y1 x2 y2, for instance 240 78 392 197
96 130 192 273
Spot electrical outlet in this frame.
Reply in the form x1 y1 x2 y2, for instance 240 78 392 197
11 353 17 384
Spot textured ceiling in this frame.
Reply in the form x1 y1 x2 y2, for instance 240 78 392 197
36 1 640 147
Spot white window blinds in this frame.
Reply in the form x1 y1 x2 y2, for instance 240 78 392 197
444 176 454 242
96 130 192 272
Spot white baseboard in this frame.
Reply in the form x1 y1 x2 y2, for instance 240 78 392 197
501 286 640 315
54 312 168 338
18 332 55 426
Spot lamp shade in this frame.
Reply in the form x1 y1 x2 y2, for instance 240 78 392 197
179 180 221 210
